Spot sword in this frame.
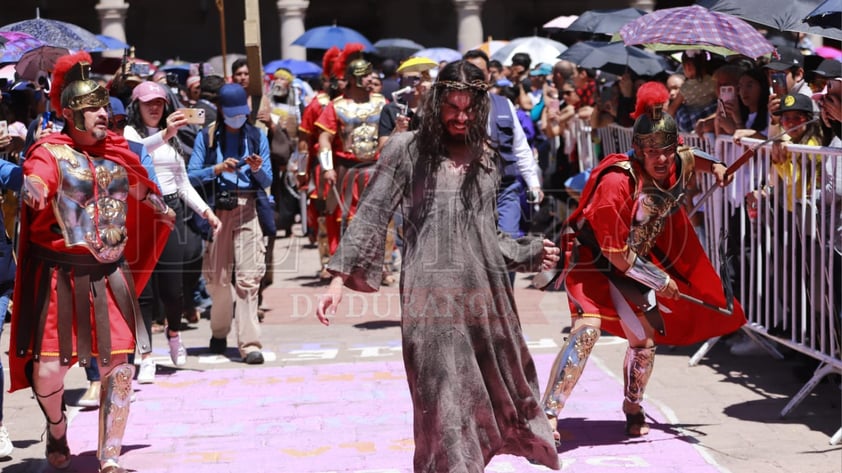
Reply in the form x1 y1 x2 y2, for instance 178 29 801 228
677 226 736 316
688 118 820 218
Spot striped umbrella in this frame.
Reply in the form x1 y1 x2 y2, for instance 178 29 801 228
619 5 774 60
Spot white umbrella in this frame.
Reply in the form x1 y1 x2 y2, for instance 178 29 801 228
490 36 567 67
543 15 579 30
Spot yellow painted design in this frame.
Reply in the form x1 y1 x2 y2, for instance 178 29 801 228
366 371 404 381
388 438 415 451
209 379 230 387
338 441 376 453
316 374 355 382
280 446 331 457
284 376 305 383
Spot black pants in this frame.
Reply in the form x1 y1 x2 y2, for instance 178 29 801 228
139 197 203 335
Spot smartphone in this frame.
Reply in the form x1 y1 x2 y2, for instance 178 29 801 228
178 108 205 125
42 111 51 129
770 72 788 97
130 62 150 76
718 85 735 117
0 120 7 139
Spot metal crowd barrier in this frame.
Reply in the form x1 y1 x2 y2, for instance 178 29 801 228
573 122 842 444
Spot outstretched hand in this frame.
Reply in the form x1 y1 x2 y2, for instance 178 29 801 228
316 276 344 326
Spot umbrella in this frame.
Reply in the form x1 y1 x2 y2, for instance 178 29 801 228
619 5 775 60
15 45 69 80
411 47 462 64
93 34 129 51
815 45 842 59
374 38 424 60
291 25 374 52
697 0 840 41
0 31 45 63
565 8 647 35
471 38 509 57
558 41 670 77
490 36 568 67
397 56 438 74
0 13 107 51
543 15 579 31
264 58 322 77
205 53 246 77
804 0 842 28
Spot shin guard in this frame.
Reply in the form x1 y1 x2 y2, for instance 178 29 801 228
542 326 600 417
317 216 330 266
97 363 134 465
623 346 656 405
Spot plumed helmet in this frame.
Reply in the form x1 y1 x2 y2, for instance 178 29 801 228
631 81 676 150
346 58 372 83
633 112 678 149
336 43 368 87
51 51 110 131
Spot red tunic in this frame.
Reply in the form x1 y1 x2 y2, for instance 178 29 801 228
8 132 170 392
564 153 746 345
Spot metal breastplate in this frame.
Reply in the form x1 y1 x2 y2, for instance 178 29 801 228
334 94 385 161
46 143 130 263
627 149 695 255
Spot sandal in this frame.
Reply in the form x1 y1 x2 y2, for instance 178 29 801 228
624 408 650 437
45 414 71 470
100 460 128 473
547 414 561 447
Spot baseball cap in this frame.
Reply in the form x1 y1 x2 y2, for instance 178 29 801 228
814 59 842 79
218 83 249 117
772 93 814 115
131 81 168 103
109 97 126 117
765 46 804 71
529 63 553 77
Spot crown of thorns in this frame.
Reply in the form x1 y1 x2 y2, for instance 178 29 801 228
434 80 489 92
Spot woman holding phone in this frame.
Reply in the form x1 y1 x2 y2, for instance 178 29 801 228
719 67 770 138
125 81 221 382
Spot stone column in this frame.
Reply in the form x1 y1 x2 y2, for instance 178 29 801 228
453 0 485 53
95 0 129 58
629 0 655 12
277 0 309 60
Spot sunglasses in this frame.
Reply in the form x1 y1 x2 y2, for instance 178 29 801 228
562 90 575 95
109 118 128 130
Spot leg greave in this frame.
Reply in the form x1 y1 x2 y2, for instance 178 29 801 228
317 216 330 266
623 346 656 405
97 363 134 464
542 325 600 417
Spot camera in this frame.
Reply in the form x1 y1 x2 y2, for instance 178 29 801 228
215 190 239 211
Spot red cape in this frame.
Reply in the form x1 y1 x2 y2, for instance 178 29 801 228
564 153 746 346
8 131 170 392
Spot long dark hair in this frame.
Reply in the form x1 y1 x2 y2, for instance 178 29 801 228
126 97 187 157
740 67 770 133
412 60 491 212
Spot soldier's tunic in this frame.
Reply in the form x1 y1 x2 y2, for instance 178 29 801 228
563 151 746 345
9 132 168 392
315 93 386 227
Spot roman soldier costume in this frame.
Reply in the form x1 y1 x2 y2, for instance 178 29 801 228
540 82 746 443
8 51 170 472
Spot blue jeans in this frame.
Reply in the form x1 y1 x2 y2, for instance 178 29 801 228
0 291 10 423
498 178 525 239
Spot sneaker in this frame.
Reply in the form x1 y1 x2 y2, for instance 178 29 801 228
244 351 264 365
209 337 227 355
0 425 13 457
137 358 156 384
77 381 101 407
168 333 188 366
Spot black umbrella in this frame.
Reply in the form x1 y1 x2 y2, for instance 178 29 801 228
559 41 670 77
804 0 842 28
373 38 424 60
697 0 841 40
564 8 648 36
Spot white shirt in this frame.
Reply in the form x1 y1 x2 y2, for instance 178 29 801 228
125 125 210 216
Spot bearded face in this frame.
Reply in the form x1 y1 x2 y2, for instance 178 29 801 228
271 81 290 101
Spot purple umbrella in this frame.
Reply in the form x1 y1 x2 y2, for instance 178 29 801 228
0 31 45 63
0 9 107 52
619 5 774 60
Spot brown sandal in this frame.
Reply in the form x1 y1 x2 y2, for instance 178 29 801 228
624 408 650 437
45 414 71 470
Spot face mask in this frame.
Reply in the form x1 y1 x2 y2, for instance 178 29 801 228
224 114 247 129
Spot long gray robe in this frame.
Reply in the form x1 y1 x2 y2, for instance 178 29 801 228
328 132 559 472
